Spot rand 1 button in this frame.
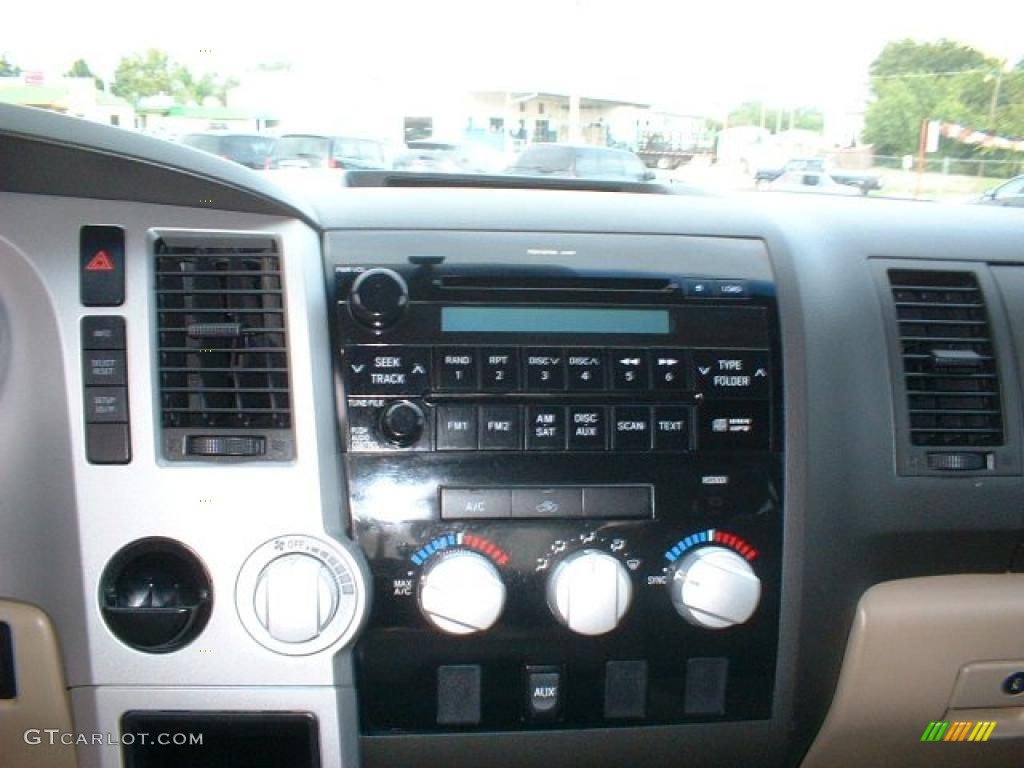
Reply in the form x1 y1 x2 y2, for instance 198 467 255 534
436 347 478 391
441 488 513 520
693 350 770 398
481 348 519 391
511 487 583 518
568 407 606 450
526 406 566 450
654 406 691 451
436 405 478 450
84 387 129 423
566 350 606 390
344 346 430 395
612 406 652 450
480 406 522 450
524 348 566 391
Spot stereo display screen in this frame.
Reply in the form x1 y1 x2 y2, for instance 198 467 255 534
441 306 670 334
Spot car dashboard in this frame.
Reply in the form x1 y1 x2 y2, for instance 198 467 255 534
2 104 1024 768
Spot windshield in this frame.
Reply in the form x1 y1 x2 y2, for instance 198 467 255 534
4 0 1022 201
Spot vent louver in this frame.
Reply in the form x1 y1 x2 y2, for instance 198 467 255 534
888 269 1003 447
156 236 293 458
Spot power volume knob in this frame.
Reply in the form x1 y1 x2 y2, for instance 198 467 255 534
349 268 408 330
546 549 633 636
418 550 506 635
670 546 761 630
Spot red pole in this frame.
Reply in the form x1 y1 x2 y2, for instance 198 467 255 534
915 118 928 199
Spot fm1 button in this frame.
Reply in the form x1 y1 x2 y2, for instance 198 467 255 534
436 406 478 450
526 666 563 721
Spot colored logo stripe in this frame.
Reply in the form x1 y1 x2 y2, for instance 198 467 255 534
921 721 995 743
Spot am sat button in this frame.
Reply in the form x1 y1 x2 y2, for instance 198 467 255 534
527 406 565 450
693 350 769 398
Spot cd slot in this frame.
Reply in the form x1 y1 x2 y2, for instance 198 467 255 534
436 275 677 292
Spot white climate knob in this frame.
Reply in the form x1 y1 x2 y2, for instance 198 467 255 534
546 549 633 636
418 550 506 635
670 546 761 629
254 553 340 644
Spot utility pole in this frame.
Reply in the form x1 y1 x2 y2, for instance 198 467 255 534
987 62 1005 127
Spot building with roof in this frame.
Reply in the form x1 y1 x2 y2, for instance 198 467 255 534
0 76 134 127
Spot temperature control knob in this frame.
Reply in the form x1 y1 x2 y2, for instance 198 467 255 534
349 268 408 330
670 546 761 630
546 549 633 636
419 550 506 635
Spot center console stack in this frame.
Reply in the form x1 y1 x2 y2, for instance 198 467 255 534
327 232 782 735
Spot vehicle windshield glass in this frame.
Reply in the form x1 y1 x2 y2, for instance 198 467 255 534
5 0 1022 201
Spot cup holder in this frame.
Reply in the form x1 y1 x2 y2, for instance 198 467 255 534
99 538 212 653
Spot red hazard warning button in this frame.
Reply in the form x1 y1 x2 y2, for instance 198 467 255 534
80 226 124 306
85 250 115 272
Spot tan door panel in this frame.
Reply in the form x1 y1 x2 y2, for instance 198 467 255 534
801 574 1024 768
0 600 77 768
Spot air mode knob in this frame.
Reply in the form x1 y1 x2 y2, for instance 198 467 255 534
670 546 761 629
546 549 633 636
349 268 409 330
418 550 507 635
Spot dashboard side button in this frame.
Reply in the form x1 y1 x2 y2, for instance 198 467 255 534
684 657 729 715
526 666 563 721
86 423 131 464
604 660 647 719
437 665 482 726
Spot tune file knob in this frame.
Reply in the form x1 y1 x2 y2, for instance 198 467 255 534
546 549 633 636
669 546 761 629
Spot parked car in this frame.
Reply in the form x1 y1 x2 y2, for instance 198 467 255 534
265 134 388 170
180 131 276 169
507 144 656 182
392 140 504 174
977 175 1024 207
756 157 882 195
765 170 861 196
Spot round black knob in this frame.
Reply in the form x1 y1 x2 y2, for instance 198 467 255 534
349 268 408 330
379 400 425 446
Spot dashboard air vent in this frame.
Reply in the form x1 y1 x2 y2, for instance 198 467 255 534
888 269 1003 447
155 235 293 460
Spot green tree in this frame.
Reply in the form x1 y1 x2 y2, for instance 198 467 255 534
863 39 1005 156
0 55 20 77
728 102 824 133
65 58 105 90
112 49 235 106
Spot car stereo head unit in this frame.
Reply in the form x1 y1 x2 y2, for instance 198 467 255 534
331 258 782 734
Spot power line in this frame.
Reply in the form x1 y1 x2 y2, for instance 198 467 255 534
869 68 1000 80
